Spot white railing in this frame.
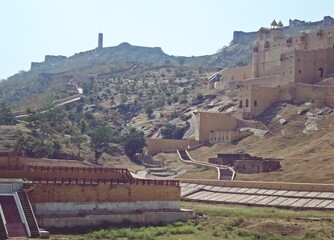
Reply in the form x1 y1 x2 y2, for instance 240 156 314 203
0 183 23 193
0 204 8 237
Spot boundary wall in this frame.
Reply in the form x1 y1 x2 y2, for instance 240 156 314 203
0 165 133 181
28 183 180 204
147 139 200 155
38 210 194 228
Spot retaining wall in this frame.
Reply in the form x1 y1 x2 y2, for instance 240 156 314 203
28 183 180 204
38 209 194 228
147 139 200 155
35 201 180 215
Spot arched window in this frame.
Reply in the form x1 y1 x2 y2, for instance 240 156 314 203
254 100 258 107
318 68 324 78
239 100 243 109
264 41 270 49
245 99 249 107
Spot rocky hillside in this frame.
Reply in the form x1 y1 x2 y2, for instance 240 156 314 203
2 16 334 109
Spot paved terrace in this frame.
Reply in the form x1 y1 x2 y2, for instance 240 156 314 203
181 182 334 210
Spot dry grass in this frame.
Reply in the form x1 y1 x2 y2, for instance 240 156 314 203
165 104 334 183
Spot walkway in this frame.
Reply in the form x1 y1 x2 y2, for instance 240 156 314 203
181 182 334 210
14 79 83 118
177 150 235 180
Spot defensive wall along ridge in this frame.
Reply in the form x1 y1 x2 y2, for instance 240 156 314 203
12 78 83 118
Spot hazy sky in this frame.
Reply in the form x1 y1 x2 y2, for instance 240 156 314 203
1 0 334 80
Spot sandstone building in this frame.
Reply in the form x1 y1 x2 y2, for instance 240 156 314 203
216 20 334 118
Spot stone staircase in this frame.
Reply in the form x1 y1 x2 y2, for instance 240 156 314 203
0 213 8 240
0 196 28 238
219 167 234 180
178 150 191 161
17 191 40 238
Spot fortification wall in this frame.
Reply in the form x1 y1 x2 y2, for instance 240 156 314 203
147 139 200 155
237 84 280 117
0 152 96 168
52 94 82 105
245 75 281 87
234 159 281 173
304 26 334 50
220 65 252 82
293 83 334 107
0 153 19 166
28 183 180 204
209 130 251 144
0 165 132 181
238 82 334 117
256 46 285 77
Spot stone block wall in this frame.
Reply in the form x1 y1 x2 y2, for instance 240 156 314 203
234 159 281 173
147 139 200 155
28 182 180 204
208 153 281 174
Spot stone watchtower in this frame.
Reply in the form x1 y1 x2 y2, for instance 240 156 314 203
98 33 103 49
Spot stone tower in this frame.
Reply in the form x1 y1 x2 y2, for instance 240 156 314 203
98 33 103 49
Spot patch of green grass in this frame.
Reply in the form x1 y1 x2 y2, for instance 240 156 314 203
45 203 334 240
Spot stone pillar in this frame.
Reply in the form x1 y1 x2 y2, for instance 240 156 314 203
252 51 259 78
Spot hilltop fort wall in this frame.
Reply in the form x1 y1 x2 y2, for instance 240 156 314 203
231 16 334 45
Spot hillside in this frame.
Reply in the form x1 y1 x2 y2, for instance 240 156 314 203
174 102 334 183
2 16 334 109
1 16 334 184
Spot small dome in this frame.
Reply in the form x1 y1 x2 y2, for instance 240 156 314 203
277 20 283 27
271 19 278 27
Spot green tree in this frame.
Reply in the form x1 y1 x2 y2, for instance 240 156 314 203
80 119 88 133
160 123 185 139
71 132 87 157
89 125 113 163
172 94 179 103
192 93 204 104
121 128 147 159
144 104 154 119
0 103 15 125
14 131 57 158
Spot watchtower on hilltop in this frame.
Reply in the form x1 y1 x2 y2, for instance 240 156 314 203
98 33 103 49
